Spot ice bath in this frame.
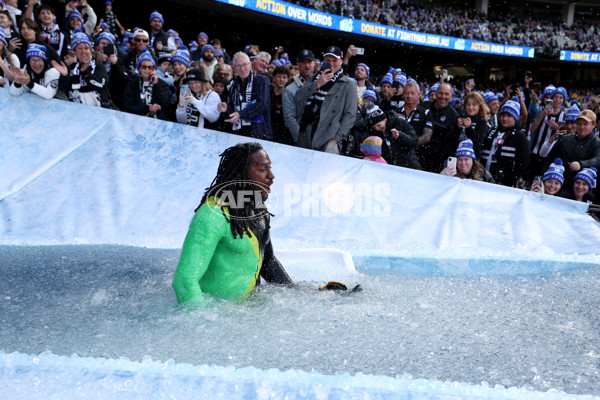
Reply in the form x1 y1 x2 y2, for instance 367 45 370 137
1 245 600 399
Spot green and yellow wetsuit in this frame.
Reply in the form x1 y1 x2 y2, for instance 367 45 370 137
172 197 292 304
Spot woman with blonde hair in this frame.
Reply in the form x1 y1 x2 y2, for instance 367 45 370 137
457 91 487 157
441 139 495 183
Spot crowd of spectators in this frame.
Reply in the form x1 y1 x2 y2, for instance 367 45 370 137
292 0 600 55
2 0 600 219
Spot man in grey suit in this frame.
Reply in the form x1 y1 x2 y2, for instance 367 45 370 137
295 46 357 153
283 49 315 144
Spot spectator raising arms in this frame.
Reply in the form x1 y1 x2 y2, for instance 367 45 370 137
0 29 19 88
175 67 220 128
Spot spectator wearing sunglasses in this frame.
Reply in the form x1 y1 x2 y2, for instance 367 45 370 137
123 28 152 76
123 49 172 121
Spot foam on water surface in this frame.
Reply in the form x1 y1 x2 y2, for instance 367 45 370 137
1 245 599 399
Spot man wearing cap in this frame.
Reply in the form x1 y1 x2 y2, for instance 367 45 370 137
354 62 374 97
62 31 110 107
123 49 172 120
543 109 600 190
529 86 566 180
123 28 151 75
295 45 357 153
421 82 459 172
148 10 175 56
480 100 530 187
217 51 272 140
283 49 315 144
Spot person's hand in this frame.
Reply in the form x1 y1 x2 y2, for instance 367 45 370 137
155 41 163 51
457 118 464 128
148 104 161 113
347 45 358 57
316 68 333 89
530 89 538 101
150 71 158 85
108 54 117 65
440 166 456 176
391 128 399 139
515 87 523 99
569 161 581 172
547 120 559 130
524 75 532 85
465 81 475 91
51 60 69 76
217 102 227 113
80 0 88 7
531 182 542 193
98 52 108 63
184 93 195 104
542 106 553 116
63 52 76 67
225 111 241 124
0 77 6 87
506 86 513 97
8 37 21 52
13 67 31 85
462 117 472 128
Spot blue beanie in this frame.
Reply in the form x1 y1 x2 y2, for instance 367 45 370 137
26 43 47 61
394 72 407 87
542 85 556 99
167 29 178 36
215 49 224 59
407 76 416 84
95 31 115 46
430 82 440 92
105 0 112 6
362 89 377 102
71 31 92 52
574 167 597 189
380 73 393 86
456 139 476 159
201 44 215 55
197 32 209 42
564 104 580 122
0 29 6 46
483 90 499 104
355 62 370 78
172 49 190 67
174 37 183 45
189 42 198 51
500 100 520 121
136 49 155 70
149 10 164 24
542 159 565 186
551 86 567 104
67 10 83 27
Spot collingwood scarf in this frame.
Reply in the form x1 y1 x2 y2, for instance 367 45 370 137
230 71 256 130
299 68 344 134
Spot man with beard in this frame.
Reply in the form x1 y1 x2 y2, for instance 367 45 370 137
198 44 218 77
148 10 175 56
172 142 292 305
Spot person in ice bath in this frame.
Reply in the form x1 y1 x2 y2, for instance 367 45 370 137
173 142 292 305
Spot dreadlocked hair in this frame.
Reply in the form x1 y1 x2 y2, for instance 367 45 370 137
196 142 267 239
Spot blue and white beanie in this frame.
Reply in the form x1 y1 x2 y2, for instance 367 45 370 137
100 21 110 31
394 72 407 87
542 84 556 99
542 158 565 185
456 139 476 160
136 49 155 70
407 76 416 84
500 100 520 121
71 31 92 51
355 62 370 78
174 37 183 46
149 10 164 24
105 0 112 6
197 32 209 42
430 82 440 93
201 44 215 55
570 99 579 107
362 89 377 102
26 43 47 61
172 48 190 67
167 29 178 36
0 29 6 46
95 31 115 46
215 49 224 59
189 42 198 52
483 90 499 104
380 73 393 86
67 10 83 26
574 167 597 189
551 86 567 104
564 104 580 122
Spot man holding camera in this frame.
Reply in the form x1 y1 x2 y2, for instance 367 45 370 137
295 45 357 153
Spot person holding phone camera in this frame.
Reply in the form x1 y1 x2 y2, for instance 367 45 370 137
529 86 567 180
176 67 220 129
94 31 127 110
537 104 580 158
440 139 495 183
531 159 564 196
123 49 172 120
456 92 487 158
295 45 357 153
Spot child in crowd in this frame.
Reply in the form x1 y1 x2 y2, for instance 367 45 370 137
361 136 387 164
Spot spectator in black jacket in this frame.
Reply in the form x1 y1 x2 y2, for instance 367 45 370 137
95 31 127 110
456 91 488 158
365 103 421 170
148 10 175 56
123 49 172 121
